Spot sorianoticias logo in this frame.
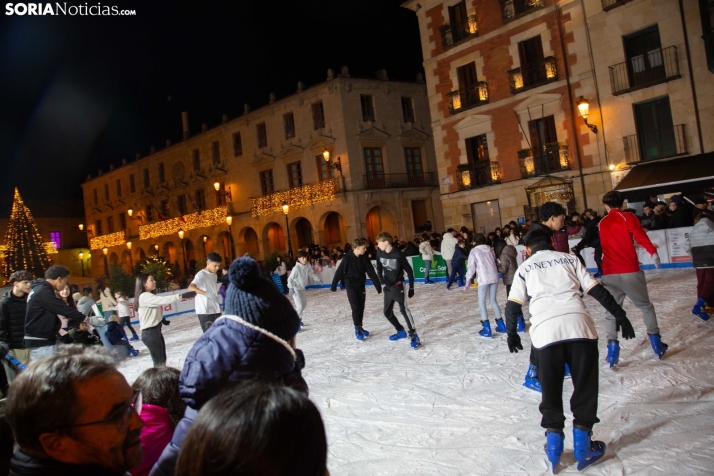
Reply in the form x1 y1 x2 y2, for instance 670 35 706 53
5 3 136 15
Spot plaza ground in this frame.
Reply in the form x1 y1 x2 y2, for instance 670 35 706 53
119 268 714 475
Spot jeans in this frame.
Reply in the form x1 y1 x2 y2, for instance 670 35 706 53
423 260 432 282
142 323 166 366
477 283 502 322
119 315 138 338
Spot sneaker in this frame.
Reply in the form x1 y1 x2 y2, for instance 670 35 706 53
410 333 422 349
129 336 139 342
389 330 408 341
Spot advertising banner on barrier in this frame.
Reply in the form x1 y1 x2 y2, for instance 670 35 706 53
666 227 693 264
409 255 449 279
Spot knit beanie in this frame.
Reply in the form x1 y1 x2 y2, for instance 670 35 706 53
225 255 301 342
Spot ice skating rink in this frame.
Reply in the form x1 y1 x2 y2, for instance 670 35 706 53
118 268 714 475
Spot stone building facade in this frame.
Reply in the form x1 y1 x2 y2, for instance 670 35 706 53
80 70 443 277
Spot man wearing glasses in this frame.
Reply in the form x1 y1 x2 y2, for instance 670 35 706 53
4 345 144 475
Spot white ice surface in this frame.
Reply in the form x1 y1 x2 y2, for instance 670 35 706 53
118 269 714 475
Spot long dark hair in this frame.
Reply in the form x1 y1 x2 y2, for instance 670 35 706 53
493 239 507 258
133 273 151 314
132 367 186 429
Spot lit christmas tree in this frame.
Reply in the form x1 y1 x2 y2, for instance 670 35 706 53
2 188 52 279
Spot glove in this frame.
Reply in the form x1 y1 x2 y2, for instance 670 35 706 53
507 333 523 353
408 288 414 298
617 316 636 340
330 286 337 292
651 252 661 268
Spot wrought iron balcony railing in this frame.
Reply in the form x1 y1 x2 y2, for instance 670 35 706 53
601 0 634 11
440 14 478 49
610 46 680 95
519 146 570 178
499 0 544 23
447 82 489 114
457 162 502 191
509 56 558 94
623 124 687 164
363 172 437 190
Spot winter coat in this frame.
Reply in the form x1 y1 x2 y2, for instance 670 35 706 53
551 228 570 253
24 280 87 348
403 242 419 257
0 290 27 349
686 217 714 268
640 212 655 230
574 218 601 250
9 450 125 476
67 328 102 346
274 262 287 276
497 245 518 286
131 404 175 476
105 321 127 345
441 232 459 260
98 287 117 311
419 240 434 261
331 251 382 291
668 207 687 228
76 296 96 316
451 245 469 269
465 245 500 286
505 234 520 247
600 209 657 275
151 315 307 476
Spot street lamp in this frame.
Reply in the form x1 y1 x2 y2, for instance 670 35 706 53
226 215 236 261
126 242 134 274
178 229 187 276
78 223 84 231
102 247 109 277
214 181 232 202
282 202 293 260
79 251 85 277
576 97 598 134
322 148 342 175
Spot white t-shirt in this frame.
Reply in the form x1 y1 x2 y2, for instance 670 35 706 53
192 269 221 314
508 249 599 349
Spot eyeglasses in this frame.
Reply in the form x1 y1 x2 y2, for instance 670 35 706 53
56 388 142 431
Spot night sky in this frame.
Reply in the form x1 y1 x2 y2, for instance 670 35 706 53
0 0 423 216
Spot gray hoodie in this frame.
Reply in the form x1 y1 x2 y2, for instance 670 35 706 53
77 296 96 316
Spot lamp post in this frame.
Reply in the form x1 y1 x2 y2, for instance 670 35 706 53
282 202 293 260
78 223 84 231
178 229 187 277
322 148 342 175
226 215 236 261
576 97 610 170
154 244 159 256
202 235 208 258
79 251 85 277
126 242 134 275
102 247 109 277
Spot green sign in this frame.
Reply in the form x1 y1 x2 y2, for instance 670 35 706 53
409 255 449 279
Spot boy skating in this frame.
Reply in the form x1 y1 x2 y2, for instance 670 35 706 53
505 230 635 472
375 232 420 349
331 237 382 340
288 250 322 328
189 252 223 332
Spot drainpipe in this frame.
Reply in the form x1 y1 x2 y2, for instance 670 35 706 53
678 0 705 154
555 0 588 209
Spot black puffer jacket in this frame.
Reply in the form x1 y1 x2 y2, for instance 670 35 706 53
24 280 87 348
0 290 27 349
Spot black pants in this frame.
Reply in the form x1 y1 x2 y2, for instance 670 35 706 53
346 284 367 327
447 263 465 287
536 340 600 430
142 323 166 366
197 313 220 333
119 315 138 338
383 283 416 335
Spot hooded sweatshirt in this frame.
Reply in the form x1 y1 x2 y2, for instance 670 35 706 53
465 244 499 286
0 289 28 349
287 262 322 292
24 280 87 348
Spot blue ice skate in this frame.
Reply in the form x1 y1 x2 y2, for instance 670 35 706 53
495 318 507 333
389 330 408 341
355 327 370 341
410 332 422 349
606 340 620 368
523 364 542 393
573 427 606 471
544 430 564 473
478 320 492 338
648 333 668 360
517 314 525 333
692 298 710 321
129 335 139 342
129 348 140 357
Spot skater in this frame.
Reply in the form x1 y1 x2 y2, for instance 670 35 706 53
188 252 223 333
274 256 288 294
505 230 635 472
375 232 420 349
419 233 435 284
464 233 504 337
0 270 32 386
441 228 459 277
115 290 139 342
600 190 666 365
105 315 140 357
330 237 383 341
446 239 468 290
572 214 603 278
288 250 322 327
495 239 524 332
686 209 714 321
97 283 117 320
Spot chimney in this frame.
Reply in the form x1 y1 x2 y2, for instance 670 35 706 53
340 65 350 77
181 111 189 140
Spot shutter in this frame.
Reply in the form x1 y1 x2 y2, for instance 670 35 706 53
528 120 541 152
465 138 475 166
544 116 558 144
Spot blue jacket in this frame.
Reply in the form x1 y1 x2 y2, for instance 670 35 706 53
104 321 126 345
150 315 307 476
451 245 469 268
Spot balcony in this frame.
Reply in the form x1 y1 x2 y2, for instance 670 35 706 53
363 172 437 190
601 0 634 11
623 124 687 164
499 0 544 23
509 57 558 94
519 145 570 178
457 162 502 191
250 177 342 218
447 82 489 114
440 14 478 49
609 46 681 95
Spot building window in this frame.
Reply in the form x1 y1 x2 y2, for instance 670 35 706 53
233 132 242 156
195 189 205 210
401 97 415 123
104 184 110 201
215 183 226 206
528 115 558 153
260 170 274 196
287 161 303 188
632 96 682 161
518 36 546 87
116 179 122 197
145 205 153 223
360 95 375 121
312 101 325 130
466 134 490 164
500 0 544 23
363 148 384 178
177 194 187 215
129 174 135 193
158 163 165 183
160 199 169 219
283 112 296 139
405 147 423 177
93 188 98 205
143 169 150 189
49 231 61 249
95 220 102 235
119 212 126 230
702 0 714 72
256 122 267 148
212 141 220 164
624 26 665 90
107 216 114 234
193 149 201 172
316 155 334 181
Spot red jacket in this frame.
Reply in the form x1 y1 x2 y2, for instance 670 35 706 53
600 209 657 275
551 229 570 253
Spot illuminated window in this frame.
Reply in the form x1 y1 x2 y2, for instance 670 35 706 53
50 231 61 249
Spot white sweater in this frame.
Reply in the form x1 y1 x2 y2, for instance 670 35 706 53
287 262 322 291
138 292 182 329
